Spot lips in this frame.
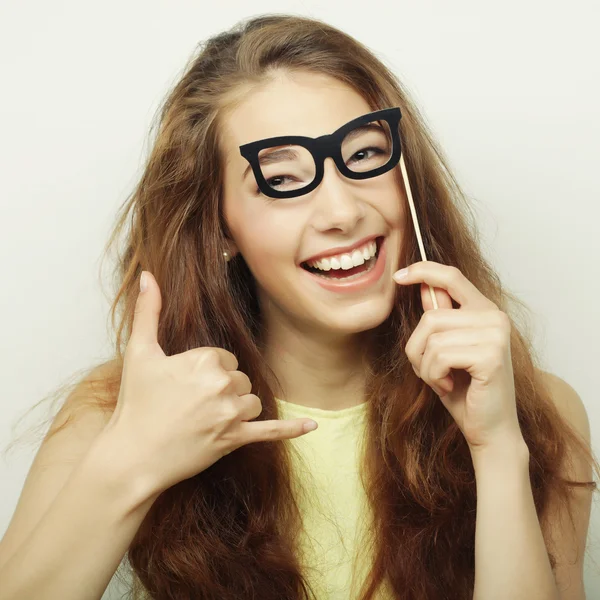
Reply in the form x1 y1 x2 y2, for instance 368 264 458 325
300 235 388 293
299 235 383 268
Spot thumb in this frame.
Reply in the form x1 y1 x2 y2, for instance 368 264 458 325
131 271 163 349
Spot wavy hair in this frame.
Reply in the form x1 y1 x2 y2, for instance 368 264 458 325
6 13 599 600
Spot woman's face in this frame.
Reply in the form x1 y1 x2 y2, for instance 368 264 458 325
220 71 407 337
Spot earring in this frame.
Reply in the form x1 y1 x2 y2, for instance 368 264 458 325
223 250 231 262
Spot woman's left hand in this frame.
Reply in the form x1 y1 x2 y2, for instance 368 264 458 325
393 261 525 453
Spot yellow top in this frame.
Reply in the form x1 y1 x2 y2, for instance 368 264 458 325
275 397 393 600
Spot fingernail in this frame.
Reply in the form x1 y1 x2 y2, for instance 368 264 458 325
303 420 318 432
393 268 408 282
140 272 147 293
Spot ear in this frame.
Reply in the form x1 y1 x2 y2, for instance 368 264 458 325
224 240 240 259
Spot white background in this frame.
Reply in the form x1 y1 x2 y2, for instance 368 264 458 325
0 1 598 598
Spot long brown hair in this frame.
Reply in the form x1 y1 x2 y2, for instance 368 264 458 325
6 13 598 600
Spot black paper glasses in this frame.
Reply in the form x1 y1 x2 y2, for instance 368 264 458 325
239 107 402 199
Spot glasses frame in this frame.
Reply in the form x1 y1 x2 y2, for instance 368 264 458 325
238 106 403 199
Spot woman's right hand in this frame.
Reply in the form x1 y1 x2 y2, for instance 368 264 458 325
104 270 318 495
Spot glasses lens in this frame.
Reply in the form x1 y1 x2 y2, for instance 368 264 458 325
342 119 393 174
258 145 316 194
255 118 394 194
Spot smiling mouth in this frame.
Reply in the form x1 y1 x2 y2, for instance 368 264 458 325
300 236 384 279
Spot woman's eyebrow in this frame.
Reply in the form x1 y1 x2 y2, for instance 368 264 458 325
241 147 300 181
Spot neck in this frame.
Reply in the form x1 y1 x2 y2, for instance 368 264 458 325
261 318 369 411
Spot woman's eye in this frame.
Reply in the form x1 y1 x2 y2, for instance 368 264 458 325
256 175 294 194
265 176 288 188
348 147 385 163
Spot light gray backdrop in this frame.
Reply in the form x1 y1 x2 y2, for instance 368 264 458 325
1 1 598 598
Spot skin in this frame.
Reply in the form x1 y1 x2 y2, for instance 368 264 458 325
220 70 406 411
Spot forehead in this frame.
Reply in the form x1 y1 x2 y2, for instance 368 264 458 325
220 71 374 156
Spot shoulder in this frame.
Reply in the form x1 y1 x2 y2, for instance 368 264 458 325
51 358 122 434
535 370 594 600
536 369 591 448
0 359 123 570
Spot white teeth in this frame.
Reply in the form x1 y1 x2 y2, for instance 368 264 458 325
351 249 365 266
340 255 355 270
306 239 378 272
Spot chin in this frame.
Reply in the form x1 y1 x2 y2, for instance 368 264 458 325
314 298 394 335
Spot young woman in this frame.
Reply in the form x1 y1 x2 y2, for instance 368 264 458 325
0 13 597 600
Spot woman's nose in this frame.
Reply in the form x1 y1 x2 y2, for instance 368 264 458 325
312 157 365 227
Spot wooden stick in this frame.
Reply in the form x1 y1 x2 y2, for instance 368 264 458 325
399 153 439 310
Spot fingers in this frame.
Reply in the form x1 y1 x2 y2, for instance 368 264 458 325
233 392 263 421
421 283 452 311
395 262 496 310
204 347 240 372
180 346 240 372
238 417 318 445
131 271 162 348
228 370 252 396
213 371 253 400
